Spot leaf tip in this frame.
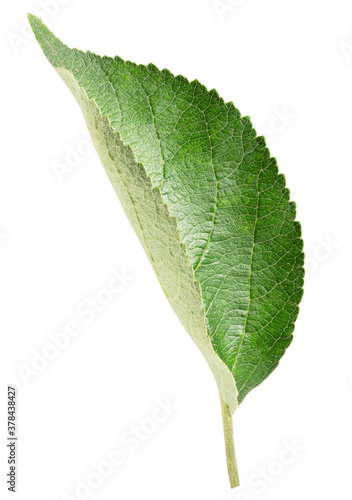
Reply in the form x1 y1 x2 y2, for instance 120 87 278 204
27 13 42 32
27 13 51 45
27 14 68 70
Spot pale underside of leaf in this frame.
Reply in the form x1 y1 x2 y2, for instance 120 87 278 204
28 15 304 412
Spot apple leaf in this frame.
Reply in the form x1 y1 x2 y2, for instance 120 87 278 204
28 15 304 488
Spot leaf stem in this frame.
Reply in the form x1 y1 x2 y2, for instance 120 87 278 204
219 393 239 488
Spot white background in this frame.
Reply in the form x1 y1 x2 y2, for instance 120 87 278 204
1 0 352 499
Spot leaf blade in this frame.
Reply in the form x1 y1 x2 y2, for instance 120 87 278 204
28 13 304 408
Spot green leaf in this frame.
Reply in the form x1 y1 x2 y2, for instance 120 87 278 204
28 15 304 488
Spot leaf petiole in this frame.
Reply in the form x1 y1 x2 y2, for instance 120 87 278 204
219 393 239 488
